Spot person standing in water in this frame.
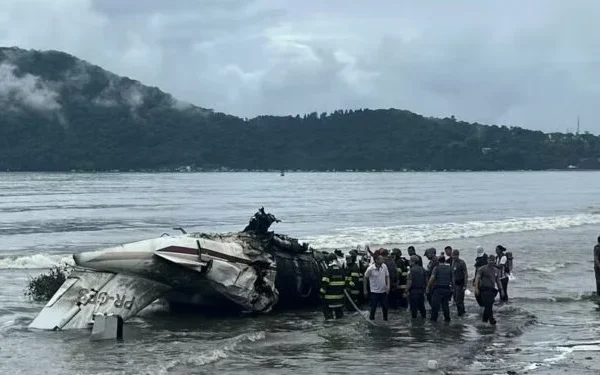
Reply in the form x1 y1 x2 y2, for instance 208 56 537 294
364 254 390 321
426 256 453 323
424 248 439 309
473 246 487 307
392 248 409 309
495 245 510 302
594 236 600 296
475 254 505 325
320 255 347 320
406 255 427 319
451 249 468 316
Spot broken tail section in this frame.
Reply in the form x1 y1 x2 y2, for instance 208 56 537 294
28 269 170 330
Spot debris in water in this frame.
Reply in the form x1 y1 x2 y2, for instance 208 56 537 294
24 264 71 302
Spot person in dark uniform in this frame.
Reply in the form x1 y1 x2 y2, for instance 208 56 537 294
319 255 347 320
406 255 427 319
426 255 453 323
475 254 505 325
382 249 399 308
392 248 409 309
344 253 363 308
594 236 600 297
451 249 468 316
424 247 439 308
407 246 423 267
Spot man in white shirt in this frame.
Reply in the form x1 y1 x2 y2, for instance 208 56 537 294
364 254 390 321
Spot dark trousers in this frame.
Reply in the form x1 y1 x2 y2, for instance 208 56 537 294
388 287 399 309
430 287 452 322
323 304 344 320
500 278 509 301
453 284 466 316
475 293 484 307
480 287 498 323
389 288 407 309
369 292 389 320
595 268 600 296
409 291 426 318
398 288 408 309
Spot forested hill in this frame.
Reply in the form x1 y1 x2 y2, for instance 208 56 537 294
1 46 599 172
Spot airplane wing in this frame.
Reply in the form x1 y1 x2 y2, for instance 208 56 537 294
28 268 171 330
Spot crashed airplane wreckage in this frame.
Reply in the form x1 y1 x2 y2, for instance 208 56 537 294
29 208 338 331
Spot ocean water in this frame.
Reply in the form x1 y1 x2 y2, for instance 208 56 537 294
1 171 600 374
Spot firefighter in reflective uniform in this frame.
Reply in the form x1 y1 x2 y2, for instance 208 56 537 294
392 248 409 309
345 254 363 309
320 255 347 319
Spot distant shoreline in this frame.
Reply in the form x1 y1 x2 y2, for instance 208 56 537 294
1 168 598 173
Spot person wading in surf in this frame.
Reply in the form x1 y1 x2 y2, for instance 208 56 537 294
475 254 505 325
451 249 468 316
364 254 390 321
426 256 453 323
473 246 487 307
594 236 600 297
381 249 399 308
424 248 439 309
495 245 510 302
406 255 427 319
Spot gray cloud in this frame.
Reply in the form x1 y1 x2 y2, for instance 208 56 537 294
0 0 599 132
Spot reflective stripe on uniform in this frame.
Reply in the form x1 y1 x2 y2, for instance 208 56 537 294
321 277 330 283
329 281 345 286
351 272 360 277
328 304 344 308
324 294 344 300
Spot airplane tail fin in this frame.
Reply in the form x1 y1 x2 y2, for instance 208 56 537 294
29 269 170 330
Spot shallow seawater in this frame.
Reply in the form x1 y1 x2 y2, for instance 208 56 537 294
1 171 600 374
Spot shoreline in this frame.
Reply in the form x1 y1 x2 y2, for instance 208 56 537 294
1 168 598 174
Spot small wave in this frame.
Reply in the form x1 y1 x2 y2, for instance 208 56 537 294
0 253 74 269
302 213 600 248
512 291 597 304
521 262 577 274
150 331 267 374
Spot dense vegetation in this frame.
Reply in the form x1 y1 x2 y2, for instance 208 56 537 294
25 264 70 302
1 46 599 172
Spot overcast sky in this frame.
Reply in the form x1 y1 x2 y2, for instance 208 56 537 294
1 0 599 133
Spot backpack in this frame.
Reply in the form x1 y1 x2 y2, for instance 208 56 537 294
505 252 513 274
